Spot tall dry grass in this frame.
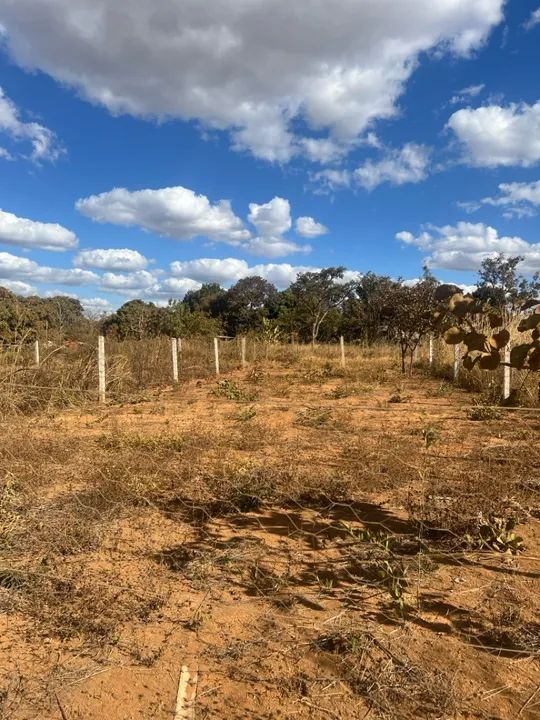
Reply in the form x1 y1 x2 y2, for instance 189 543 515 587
0 333 537 417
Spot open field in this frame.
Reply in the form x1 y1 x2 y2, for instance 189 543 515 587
1 346 539 719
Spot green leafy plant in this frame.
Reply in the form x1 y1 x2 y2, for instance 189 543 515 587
376 559 408 610
213 379 257 402
468 516 524 554
422 426 438 449
467 405 500 421
434 285 540 398
234 406 257 422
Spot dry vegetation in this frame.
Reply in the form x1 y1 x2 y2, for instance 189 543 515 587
0 342 539 719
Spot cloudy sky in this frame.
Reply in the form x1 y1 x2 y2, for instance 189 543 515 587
0 0 539 313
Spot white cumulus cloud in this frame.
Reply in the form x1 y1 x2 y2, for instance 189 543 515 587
76 187 313 258
170 256 318 289
354 143 431 190
170 258 250 284
100 270 159 291
247 197 311 257
0 250 98 285
76 186 250 244
0 86 62 162
0 278 37 295
0 0 504 163
448 101 540 167
0 208 78 251
75 248 149 271
397 221 540 274
295 217 328 238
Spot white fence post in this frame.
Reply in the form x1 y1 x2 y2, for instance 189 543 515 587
214 337 220 376
340 336 346 368
429 334 434 367
171 337 179 383
241 336 247 369
98 335 106 404
34 339 40 367
453 343 460 383
503 343 511 401
177 338 182 354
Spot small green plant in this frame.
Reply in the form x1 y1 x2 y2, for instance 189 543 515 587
426 382 451 398
295 406 333 427
345 525 395 552
234 406 257 422
376 559 408 610
467 405 501 421
213 379 256 402
247 365 264 385
326 385 354 399
468 517 524 554
422 425 438 449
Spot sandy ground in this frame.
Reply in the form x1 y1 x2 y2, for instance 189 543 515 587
1 357 539 719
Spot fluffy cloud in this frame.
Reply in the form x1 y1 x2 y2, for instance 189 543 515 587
0 0 504 163
0 278 37 295
100 270 158 291
0 208 78 251
76 187 314 258
247 197 311 256
81 297 114 316
0 250 97 285
75 248 149 271
448 101 540 167
76 186 250 244
397 222 540 273
312 142 430 192
170 258 250 284
354 143 431 190
460 180 540 218
170 256 317 289
295 217 328 238
0 86 61 162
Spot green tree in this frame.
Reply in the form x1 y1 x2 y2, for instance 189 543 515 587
163 301 222 337
387 272 439 373
222 276 278 335
102 300 165 339
474 254 540 319
183 283 226 316
287 267 354 344
342 273 400 343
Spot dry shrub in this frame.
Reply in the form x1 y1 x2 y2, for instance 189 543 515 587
313 627 456 719
0 564 165 642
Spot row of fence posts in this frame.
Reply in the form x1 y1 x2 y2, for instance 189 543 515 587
25 335 513 404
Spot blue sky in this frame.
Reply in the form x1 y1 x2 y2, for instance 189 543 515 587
0 0 539 314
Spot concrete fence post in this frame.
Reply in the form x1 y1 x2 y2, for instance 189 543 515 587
98 335 106 404
453 343 460 383
214 337 220 376
503 343 511 401
171 337 179 383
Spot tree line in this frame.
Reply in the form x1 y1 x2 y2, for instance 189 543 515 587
1 256 538 373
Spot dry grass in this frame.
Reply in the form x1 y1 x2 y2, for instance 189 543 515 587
0 344 539 718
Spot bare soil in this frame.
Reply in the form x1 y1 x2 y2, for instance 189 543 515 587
1 353 539 719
